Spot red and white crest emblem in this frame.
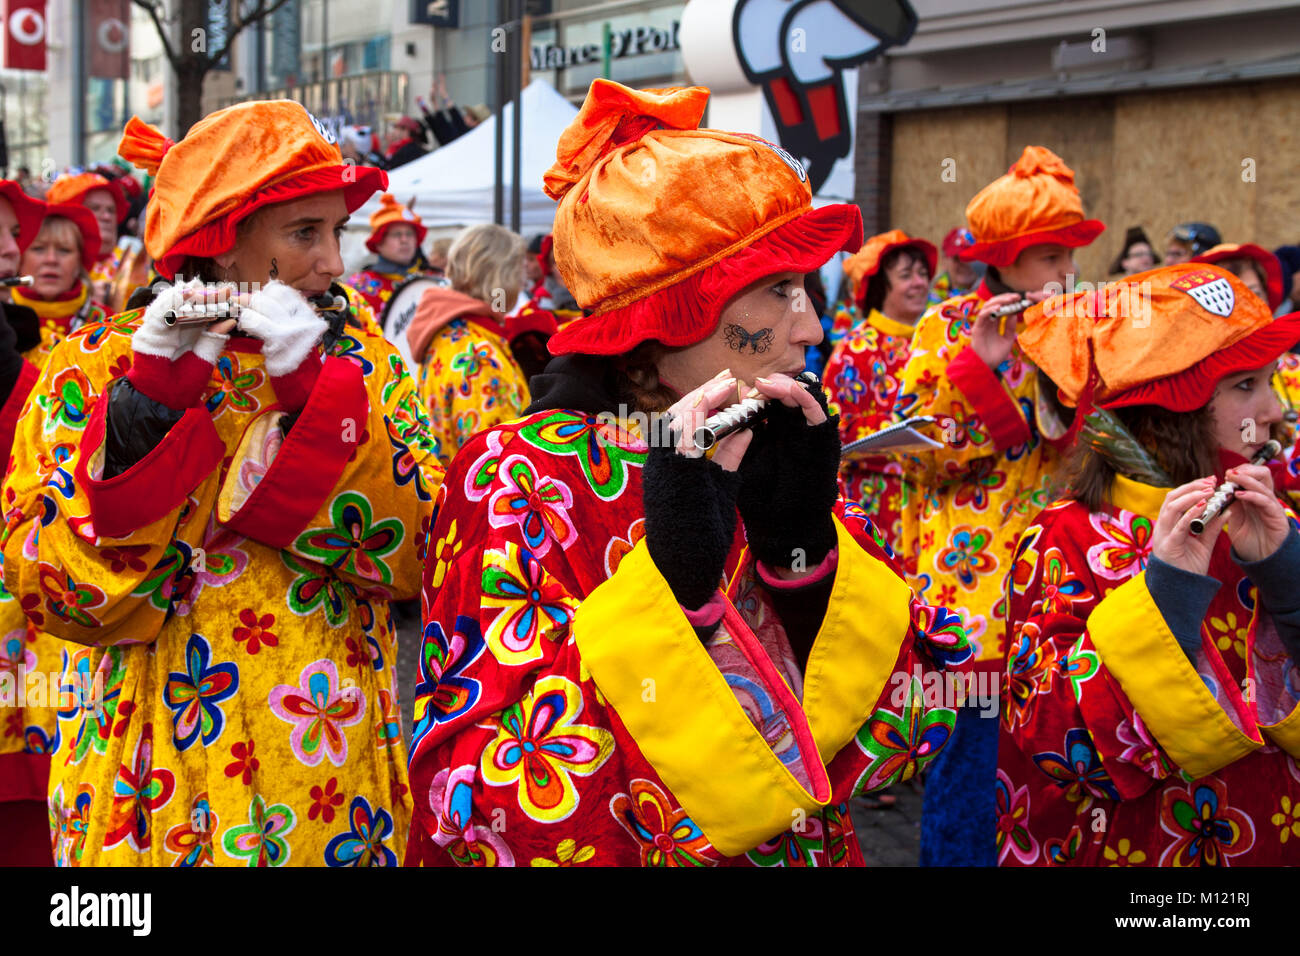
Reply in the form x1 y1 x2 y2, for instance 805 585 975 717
1171 268 1234 317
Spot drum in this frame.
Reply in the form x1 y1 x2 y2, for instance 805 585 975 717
381 274 448 374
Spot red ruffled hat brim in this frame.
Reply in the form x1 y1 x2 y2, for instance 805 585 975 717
963 219 1105 267
0 181 47 252
548 203 863 356
1103 311 1300 412
154 164 386 279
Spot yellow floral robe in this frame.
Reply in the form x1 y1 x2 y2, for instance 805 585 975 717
415 318 531 471
2 309 442 866
894 284 1067 669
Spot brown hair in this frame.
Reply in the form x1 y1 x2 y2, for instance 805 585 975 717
1212 256 1268 295
1064 403 1219 512
863 246 931 315
614 341 678 413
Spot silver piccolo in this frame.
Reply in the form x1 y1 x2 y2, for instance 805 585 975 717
163 292 347 327
1189 439 1282 535
992 298 1034 336
0 275 34 287
692 371 820 452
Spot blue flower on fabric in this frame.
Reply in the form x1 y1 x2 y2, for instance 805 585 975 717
324 796 397 867
1033 727 1120 802
411 615 486 749
164 633 239 751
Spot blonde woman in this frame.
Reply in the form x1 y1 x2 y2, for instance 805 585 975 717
406 224 531 468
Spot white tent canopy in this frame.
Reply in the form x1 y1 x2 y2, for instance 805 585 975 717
352 79 577 240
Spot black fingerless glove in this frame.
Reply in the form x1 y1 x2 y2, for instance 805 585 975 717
642 437 741 612
736 383 841 569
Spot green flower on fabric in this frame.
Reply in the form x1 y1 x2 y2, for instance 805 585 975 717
1060 643 1100 702
37 367 93 434
293 492 403 586
130 539 194 611
221 794 296 867
517 411 645 501
282 553 349 627
853 676 956 793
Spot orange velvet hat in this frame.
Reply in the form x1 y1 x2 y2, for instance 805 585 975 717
119 100 387 279
365 194 427 253
1018 263 1300 413
1192 242 1285 310
0 181 47 252
963 146 1104 267
37 202 102 270
543 79 862 355
46 171 128 224
843 229 937 304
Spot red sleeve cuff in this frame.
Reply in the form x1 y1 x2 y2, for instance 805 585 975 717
76 397 225 539
947 345 1032 450
756 547 839 589
221 356 368 549
681 591 727 627
0 359 39 459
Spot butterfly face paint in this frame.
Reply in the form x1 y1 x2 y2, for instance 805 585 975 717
724 324 774 354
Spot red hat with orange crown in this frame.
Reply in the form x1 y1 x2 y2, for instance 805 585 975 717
963 146 1105 267
46 171 129 224
118 100 387 279
542 80 862 356
365 194 427 253
1018 263 1300 414
842 229 937 305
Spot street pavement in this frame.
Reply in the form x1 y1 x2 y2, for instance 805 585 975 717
395 610 920 866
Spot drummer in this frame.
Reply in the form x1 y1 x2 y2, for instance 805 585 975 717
346 193 434 315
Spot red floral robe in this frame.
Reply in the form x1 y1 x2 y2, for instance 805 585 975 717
407 408 974 866
825 306 917 571
998 475 1300 866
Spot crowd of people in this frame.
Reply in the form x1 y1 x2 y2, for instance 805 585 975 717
0 75 1298 868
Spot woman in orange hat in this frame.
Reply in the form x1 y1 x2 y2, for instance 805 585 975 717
345 193 433 315
893 145 1105 866
3 100 443 867
406 79 972 867
822 230 935 568
0 180 58 865
13 203 107 365
998 263 1300 865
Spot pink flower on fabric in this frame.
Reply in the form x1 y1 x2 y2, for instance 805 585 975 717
486 454 577 557
268 660 367 767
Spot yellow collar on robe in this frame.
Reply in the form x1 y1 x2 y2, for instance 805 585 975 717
1109 473 1170 520
11 281 90 320
866 308 917 340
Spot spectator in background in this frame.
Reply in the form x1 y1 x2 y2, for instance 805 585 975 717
529 233 580 315
405 223 531 469
927 226 979 306
1164 221 1220 265
385 116 429 169
1109 225 1160 276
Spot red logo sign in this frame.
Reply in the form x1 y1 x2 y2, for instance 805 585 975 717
4 0 47 72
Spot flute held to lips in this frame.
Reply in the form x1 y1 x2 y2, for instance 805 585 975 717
692 371 820 452
0 275 34 288
993 297 1034 336
1188 439 1282 535
163 292 348 327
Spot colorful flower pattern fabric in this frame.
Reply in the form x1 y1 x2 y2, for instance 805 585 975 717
345 264 429 318
998 478 1300 865
894 283 1065 666
4 307 443 866
414 318 531 471
824 306 918 570
407 407 973 866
